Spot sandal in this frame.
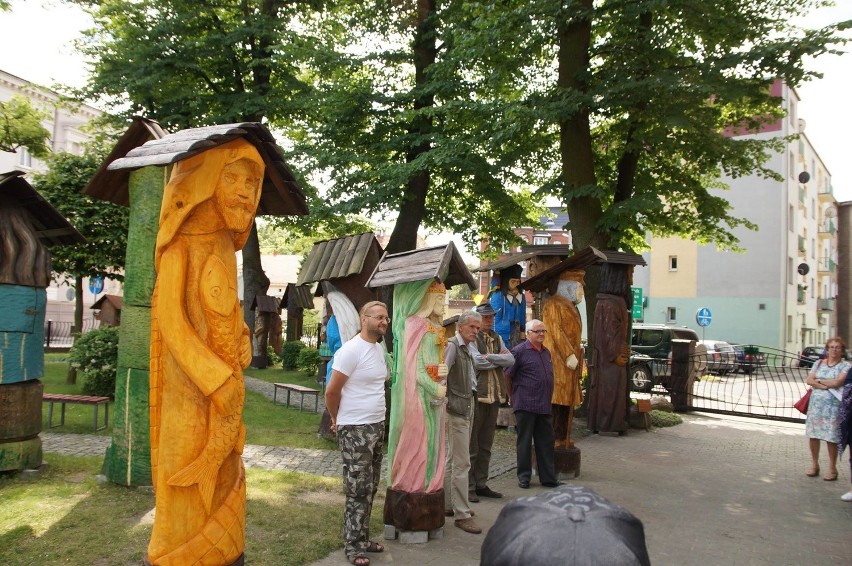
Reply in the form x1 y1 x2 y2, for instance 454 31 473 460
348 553 370 566
366 540 385 553
805 466 819 477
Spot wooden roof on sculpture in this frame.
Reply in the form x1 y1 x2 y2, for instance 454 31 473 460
366 242 476 290
251 294 281 313
102 121 308 216
90 294 123 311
520 246 646 292
84 117 167 206
474 244 573 273
296 233 383 286
280 283 315 310
0 171 85 246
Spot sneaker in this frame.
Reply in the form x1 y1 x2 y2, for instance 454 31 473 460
454 517 482 534
468 490 480 503
841 491 852 502
475 486 503 498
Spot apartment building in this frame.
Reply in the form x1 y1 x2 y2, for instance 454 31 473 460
633 81 841 352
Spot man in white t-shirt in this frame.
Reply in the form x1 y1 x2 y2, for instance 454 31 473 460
326 301 389 566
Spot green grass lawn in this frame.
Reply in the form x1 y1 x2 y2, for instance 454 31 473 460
0 452 379 566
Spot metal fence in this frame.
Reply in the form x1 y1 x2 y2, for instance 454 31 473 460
43 319 100 348
630 346 810 423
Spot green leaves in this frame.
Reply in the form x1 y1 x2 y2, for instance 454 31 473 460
0 96 51 157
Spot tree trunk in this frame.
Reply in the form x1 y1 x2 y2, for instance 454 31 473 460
66 274 84 384
557 1 606 332
242 222 270 354
384 0 437 256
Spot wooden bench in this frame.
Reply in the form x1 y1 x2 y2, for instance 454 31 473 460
273 383 321 413
43 394 111 432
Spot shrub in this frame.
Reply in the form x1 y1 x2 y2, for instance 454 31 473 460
266 345 282 367
297 347 321 377
650 410 683 428
69 326 119 397
281 340 305 370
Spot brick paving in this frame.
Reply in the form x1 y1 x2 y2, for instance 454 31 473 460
40 378 852 565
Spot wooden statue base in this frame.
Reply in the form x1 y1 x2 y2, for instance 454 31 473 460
554 446 580 478
383 487 445 532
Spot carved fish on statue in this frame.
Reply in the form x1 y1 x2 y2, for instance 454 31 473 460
167 255 247 513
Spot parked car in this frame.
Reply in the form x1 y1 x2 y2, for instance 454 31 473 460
799 345 825 368
629 352 655 392
698 340 737 375
730 344 767 374
630 324 700 391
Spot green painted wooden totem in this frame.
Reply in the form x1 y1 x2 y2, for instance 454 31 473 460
101 166 164 486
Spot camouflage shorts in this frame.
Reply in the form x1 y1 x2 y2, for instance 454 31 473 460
337 421 385 558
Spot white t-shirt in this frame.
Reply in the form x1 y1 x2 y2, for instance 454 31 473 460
331 335 387 426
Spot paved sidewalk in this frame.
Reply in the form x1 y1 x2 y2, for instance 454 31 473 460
41 391 852 565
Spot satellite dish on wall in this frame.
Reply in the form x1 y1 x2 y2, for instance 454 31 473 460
797 263 810 276
798 171 810 184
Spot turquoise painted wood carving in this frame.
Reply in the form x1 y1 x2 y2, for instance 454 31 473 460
0 285 46 384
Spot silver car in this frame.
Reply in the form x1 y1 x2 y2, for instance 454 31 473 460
698 340 737 375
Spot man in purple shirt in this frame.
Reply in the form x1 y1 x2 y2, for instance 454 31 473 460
506 319 562 489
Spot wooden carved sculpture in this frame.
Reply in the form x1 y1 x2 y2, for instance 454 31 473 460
587 263 633 434
384 279 448 532
147 139 263 566
543 270 585 449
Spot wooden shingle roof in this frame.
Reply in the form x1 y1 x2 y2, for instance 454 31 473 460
366 242 476 290
0 170 85 246
251 294 281 313
296 233 383 285
84 117 167 206
520 246 646 292
90 294 123 311
104 122 308 216
280 283 315 310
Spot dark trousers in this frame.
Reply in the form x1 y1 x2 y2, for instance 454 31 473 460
515 410 557 485
469 401 500 491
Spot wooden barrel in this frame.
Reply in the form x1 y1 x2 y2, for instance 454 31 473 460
0 380 43 441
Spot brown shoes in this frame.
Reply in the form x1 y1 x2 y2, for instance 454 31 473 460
454 517 482 534
445 509 475 517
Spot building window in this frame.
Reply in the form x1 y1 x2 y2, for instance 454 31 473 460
668 256 678 271
787 257 794 285
811 278 815 298
666 307 677 323
17 147 32 168
811 238 815 259
789 151 795 179
533 236 549 245
811 199 816 219
788 205 794 232
787 315 793 342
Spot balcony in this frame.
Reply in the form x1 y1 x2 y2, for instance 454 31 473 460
797 284 806 304
798 186 806 207
818 184 834 200
818 298 835 311
798 235 806 255
818 219 837 237
818 258 836 273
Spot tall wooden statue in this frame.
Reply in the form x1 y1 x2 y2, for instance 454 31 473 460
587 262 634 434
0 173 83 473
367 243 475 542
147 139 263 565
489 264 526 348
543 269 585 475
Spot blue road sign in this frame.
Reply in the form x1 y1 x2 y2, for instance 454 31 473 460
88 276 104 295
696 307 712 327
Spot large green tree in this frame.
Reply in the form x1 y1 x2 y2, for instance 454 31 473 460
69 0 323 340
288 0 544 255
438 0 849 322
32 149 130 383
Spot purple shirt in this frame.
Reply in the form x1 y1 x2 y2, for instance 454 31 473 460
506 340 554 415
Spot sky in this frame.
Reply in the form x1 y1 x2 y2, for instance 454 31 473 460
1 0 851 203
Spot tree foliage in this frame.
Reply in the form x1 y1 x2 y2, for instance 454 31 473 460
31 149 129 282
0 95 51 157
441 0 850 253
286 0 546 255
